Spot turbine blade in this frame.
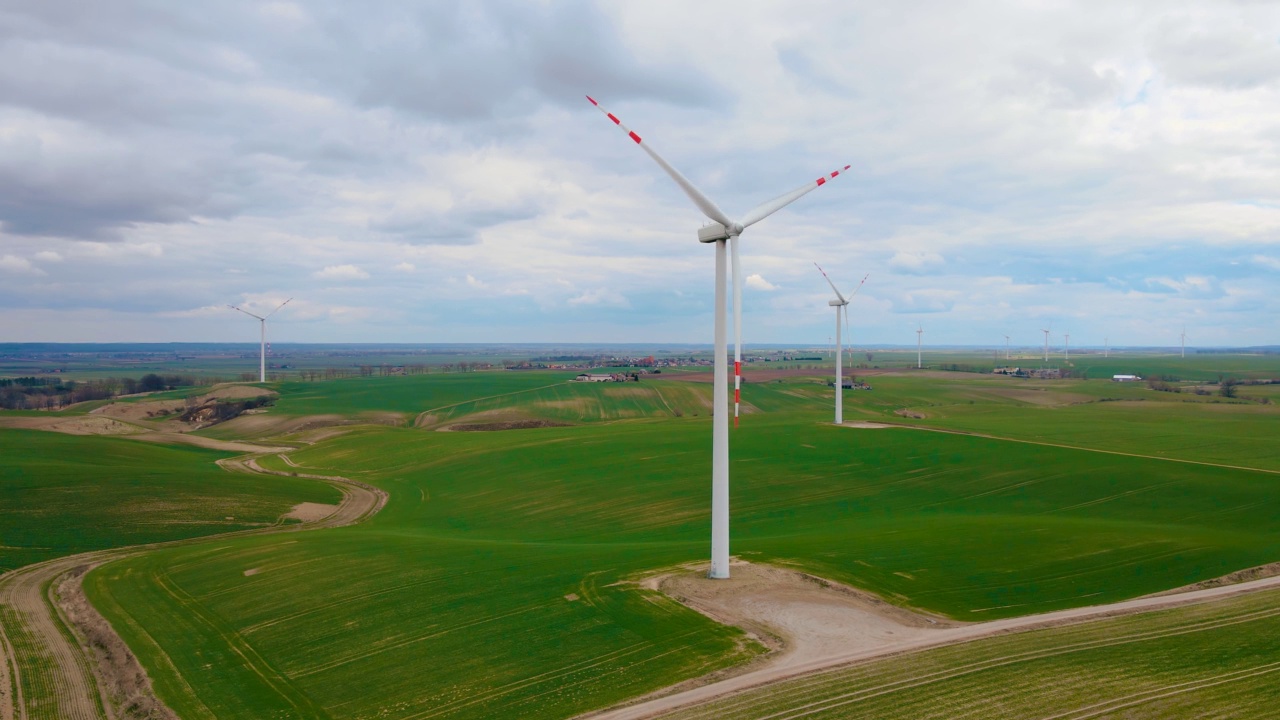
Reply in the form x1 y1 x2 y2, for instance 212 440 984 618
229 304 264 321
740 164 851 229
844 273 869 300
813 262 846 303
265 297 293 319
586 96 733 228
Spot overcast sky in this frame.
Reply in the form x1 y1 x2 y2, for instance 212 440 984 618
1 1 1278 348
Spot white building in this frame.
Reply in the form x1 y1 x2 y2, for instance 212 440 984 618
1112 374 1141 382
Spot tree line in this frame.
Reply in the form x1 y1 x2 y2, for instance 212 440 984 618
0 373 202 410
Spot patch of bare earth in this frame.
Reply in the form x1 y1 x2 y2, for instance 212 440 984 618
840 421 893 429
0 415 143 436
283 502 340 522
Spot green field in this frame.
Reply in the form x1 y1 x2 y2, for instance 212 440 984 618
663 586 1280 719
0 430 340 572
74 356 1280 719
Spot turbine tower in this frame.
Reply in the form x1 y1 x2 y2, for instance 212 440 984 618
916 326 923 368
229 298 292 383
1041 328 1050 363
815 264 867 425
1181 327 1187 358
1064 332 1070 362
588 96 848 579
1105 337 1109 358
1004 334 1010 360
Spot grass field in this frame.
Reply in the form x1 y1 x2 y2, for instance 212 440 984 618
661 586 1280 719
0 429 340 572
82 359 1280 719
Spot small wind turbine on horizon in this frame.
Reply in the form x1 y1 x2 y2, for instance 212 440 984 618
815 263 868 425
1042 327 1050 363
587 95 850 580
1003 334 1010 361
228 298 292 383
1064 332 1070 362
916 325 923 369
1181 327 1187 358
1105 337 1110 358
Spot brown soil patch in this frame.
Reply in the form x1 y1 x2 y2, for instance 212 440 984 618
841 421 894 429
1145 561 1280 597
210 413 348 438
129 432 292 454
283 502 340 522
441 420 571 432
894 408 927 419
656 562 951 671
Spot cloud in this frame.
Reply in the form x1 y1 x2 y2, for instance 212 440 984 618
745 273 777 291
34 251 63 262
0 254 44 275
567 288 629 308
314 264 369 280
888 250 945 273
392 261 415 272
1252 255 1280 271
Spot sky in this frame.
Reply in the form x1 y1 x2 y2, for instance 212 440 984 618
1 1 1278 348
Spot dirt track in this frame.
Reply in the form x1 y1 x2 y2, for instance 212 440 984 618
0 448 385 720
584 567 1280 720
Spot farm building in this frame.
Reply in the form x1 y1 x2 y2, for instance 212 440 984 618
1112 374 1142 382
575 373 614 382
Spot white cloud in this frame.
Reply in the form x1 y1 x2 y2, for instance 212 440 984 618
34 251 63 262
314 264 369 280
0 255 43 275
567 289 630 308
888 251 945 273
1253 255 1280 271
745 273 777 291
465 273 487 288
392 261 416 272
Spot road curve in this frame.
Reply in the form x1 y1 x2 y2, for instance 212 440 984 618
0 450 386 720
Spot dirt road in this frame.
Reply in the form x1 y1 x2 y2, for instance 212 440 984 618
583 569 1280 720
0 450 385 720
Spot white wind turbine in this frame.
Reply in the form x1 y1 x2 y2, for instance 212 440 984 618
815 264 868 425
228 298 292 383
1041 327 1050 363
1064 331 1070 362
588 95 849 579
916 325 923 369
1181 327 1187 358
1003 334 1011 360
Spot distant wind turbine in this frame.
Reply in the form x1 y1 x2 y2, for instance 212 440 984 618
1042 328 1050 363
916 326 923 369
815 264 867 425
1181 327 1187 358
1105 337 1109 358
1004 334 1010 361
229 298 292 383
587 95 849 579
1064 332 1070 362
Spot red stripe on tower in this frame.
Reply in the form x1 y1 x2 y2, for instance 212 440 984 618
586 96 598 105
629 131 642 144
816 177 826 186
734 361 741 375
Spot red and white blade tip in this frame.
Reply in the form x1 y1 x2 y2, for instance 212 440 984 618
815 165 852 186
586 95 641 144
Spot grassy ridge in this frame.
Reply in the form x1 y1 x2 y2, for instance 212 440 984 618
663 587 1280 719
0 430 340 572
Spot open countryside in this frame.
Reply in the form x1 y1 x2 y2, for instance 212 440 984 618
2 346 1278 719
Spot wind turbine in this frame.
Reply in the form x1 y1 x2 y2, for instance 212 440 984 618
815 264 867 425
1064 332 1070 362
587 96 849 579
1105 337 1109 358
1181 327 1187 358
228 298 292 383
916 326 923 369
1041 328 1050 363
1003 334 1010 361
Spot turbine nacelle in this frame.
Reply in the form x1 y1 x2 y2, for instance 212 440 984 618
828 299 845 307
698 222 731 243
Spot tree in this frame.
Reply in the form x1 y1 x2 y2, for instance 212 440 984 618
1220 378 1239 398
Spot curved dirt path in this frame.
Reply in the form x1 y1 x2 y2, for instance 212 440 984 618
583 570 1280 720
0 449 386 720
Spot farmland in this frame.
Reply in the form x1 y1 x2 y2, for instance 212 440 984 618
34 352 1270 719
